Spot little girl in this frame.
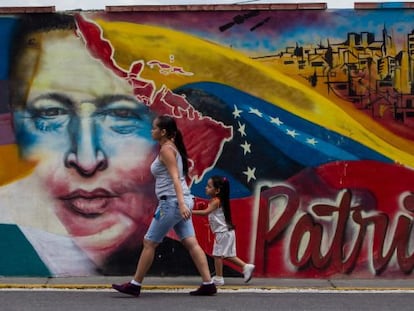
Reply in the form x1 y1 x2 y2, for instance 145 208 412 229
192 175 255 286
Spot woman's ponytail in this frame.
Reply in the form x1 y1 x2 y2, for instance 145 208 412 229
174 129 189 176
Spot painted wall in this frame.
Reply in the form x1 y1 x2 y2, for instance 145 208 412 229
1 6 414 278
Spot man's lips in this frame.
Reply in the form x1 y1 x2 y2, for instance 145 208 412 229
59 188 118 215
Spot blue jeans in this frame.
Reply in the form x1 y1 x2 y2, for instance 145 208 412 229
144 195 195 243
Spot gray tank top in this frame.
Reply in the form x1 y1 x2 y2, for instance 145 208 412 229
150 144 190 199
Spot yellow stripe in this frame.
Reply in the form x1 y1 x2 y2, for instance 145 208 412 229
0 144 36 186
94 18 414 167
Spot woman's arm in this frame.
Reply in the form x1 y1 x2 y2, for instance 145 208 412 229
160 145 191 220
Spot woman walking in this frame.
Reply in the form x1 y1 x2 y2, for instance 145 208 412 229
112 115 216 297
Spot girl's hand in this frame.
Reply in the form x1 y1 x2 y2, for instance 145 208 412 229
195 201 207 210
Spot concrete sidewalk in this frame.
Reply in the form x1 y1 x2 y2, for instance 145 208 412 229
0 276 414 291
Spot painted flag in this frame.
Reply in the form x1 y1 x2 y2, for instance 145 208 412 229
176 82 392 197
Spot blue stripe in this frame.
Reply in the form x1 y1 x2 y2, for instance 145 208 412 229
180 82 391 167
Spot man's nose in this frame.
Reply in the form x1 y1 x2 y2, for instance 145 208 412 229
65 116 108 177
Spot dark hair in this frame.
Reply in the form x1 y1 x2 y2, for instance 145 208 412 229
156 115 189 176
9 13 76 110
211 175 234 230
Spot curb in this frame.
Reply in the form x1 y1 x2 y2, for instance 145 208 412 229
1 283 414 292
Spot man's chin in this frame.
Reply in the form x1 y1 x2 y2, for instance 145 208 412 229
73 224 147 270
89 238 144 275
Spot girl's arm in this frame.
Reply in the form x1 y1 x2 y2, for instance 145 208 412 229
160 145 191 220
193 198 220 216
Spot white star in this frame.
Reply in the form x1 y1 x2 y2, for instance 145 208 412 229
237 121 247 137
240 141 251 155
233 105 243 118
243 166 256 183
306 138 318 145
270 116 283 126
286 129 299 138
249 107 263 118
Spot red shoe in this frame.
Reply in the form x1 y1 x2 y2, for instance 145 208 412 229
112 282 141 297
189 283 217 296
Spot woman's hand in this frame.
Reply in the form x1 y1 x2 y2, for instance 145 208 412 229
179 204 192 220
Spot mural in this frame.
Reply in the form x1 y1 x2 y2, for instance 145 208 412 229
1 7 414 278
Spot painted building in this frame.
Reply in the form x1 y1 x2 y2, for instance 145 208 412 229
1 3 414 278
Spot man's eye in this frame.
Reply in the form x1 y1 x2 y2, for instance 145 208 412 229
107 109 140 119
112 109 132 117
36 107 68 118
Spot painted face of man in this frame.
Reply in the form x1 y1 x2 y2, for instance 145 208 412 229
12 30 157 267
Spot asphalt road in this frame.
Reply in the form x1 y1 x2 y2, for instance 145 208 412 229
1 288 413 311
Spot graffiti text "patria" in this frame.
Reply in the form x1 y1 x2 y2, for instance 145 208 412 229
255 186 414 276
